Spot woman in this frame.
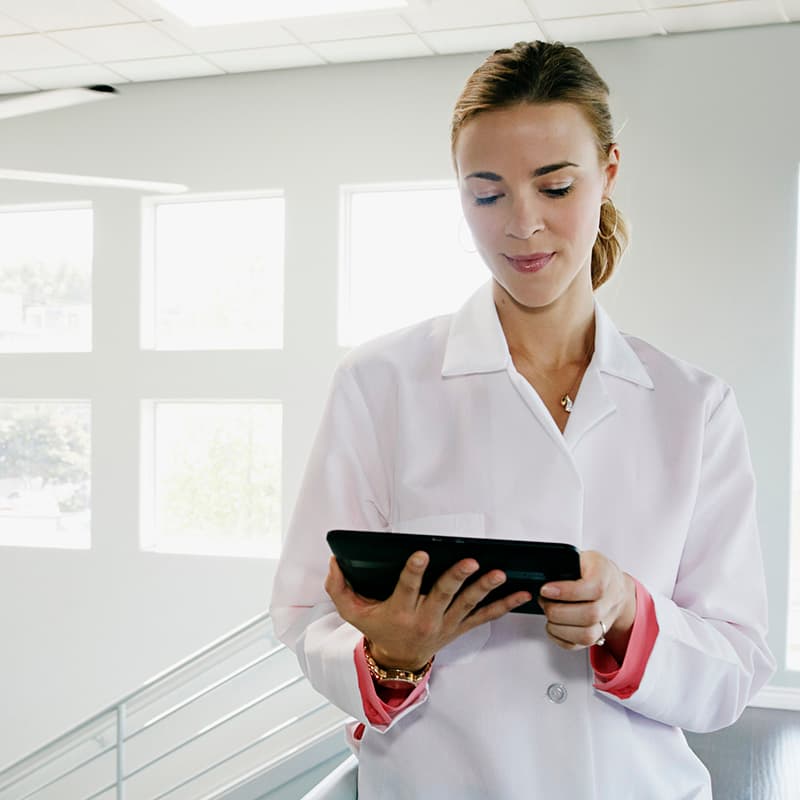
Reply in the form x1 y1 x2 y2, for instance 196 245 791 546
271 41 774 799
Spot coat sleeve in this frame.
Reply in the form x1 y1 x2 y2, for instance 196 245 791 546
611 386 775 732
269 361 430 727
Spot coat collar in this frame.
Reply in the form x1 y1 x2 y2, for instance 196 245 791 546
440 280 654 391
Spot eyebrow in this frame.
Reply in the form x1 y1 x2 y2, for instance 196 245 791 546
465 162 579 181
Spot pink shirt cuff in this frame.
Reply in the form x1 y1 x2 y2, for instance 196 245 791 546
353 638 430 736
590 577 659 699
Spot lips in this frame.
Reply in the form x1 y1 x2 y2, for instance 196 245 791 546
503 252 554 273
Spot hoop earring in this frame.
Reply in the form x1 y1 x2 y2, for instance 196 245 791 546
458 216 477 253
597 197 618 241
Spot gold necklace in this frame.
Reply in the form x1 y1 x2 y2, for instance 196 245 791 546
560 345 594 413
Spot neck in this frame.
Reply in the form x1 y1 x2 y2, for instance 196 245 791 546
493 280 595 370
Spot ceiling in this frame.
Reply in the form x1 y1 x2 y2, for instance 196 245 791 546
0 0 797 94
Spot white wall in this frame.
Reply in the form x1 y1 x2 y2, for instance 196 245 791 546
0 21 798 767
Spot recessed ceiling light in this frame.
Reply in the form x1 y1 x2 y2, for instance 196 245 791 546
154 0 409 27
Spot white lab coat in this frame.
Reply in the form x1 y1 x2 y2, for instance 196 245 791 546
271 281 774 800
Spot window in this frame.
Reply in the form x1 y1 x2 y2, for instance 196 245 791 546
141 401 282 558
0 204 92 353
339 183 488 346
0 401 91 549
141 193 285 350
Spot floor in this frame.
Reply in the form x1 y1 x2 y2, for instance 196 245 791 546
685 706 800 799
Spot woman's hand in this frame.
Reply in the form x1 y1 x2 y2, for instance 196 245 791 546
538 550 636 663
325 551 532 670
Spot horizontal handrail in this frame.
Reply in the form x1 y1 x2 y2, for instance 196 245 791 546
13 741 116 800
196 716 350 800
0 725 115 796
124 674 306 781
150 700 331 800
127 644 287 742
0 611 272 778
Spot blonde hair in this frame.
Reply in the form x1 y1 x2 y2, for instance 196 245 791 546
451 41 629 290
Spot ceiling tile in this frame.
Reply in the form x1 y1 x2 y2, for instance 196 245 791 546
207 45 326 72
312 33 432 62
652 0 784 32
50 22 189 62
283 12 411 42
0 10 31 34
152 19 297 51
545 11 662 42
402 0 534 32
107 54 223 81
426 22 545 55
10 63 129 90
0 73 37 94
533 0 641 19
0 34 89 70
0 0 139 30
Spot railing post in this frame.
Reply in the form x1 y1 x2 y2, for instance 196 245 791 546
115 704 126 800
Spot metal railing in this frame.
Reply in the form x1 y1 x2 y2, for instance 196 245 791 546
0 613 350 800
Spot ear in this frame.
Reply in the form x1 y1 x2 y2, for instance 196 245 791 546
602 144 620 198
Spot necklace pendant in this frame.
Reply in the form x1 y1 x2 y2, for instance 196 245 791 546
561 393 574 413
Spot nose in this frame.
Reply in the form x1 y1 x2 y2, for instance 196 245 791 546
504 194 544 240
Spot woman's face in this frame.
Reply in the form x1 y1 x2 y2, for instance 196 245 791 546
455 102 619 312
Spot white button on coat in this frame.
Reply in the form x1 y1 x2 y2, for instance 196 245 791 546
271 281 775 800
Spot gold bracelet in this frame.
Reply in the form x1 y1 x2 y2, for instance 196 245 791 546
363 639 434 687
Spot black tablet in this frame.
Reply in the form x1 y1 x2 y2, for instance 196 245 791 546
327 529 581 615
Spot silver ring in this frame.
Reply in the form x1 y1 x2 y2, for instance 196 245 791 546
595 620 607 647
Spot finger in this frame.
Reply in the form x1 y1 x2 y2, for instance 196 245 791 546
324 556 347 599
540 550 608 604
421 558 480 613
546 621 602 649
460 590 533 630
390 551 430 609
538 598 604 629
445 568 507 621
541 615 606 650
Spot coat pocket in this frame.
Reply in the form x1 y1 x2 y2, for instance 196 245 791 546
392 513 490 666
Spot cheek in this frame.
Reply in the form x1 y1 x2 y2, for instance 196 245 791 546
557 194 601 244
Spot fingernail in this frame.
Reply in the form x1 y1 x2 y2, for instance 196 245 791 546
489 573 505 586
411 554 426 567
540 585 560 599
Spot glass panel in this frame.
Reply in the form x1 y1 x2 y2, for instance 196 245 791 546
340 184 488 346
150 196 284 350
148 402 281 557
0 206 92 353
0 402 91 549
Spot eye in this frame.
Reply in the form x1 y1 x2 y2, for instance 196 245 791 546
474 194 503 206
543 184 573 198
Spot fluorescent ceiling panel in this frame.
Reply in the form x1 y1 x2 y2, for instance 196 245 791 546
153 0 408 26
402 0 533 31
154 19 296 50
